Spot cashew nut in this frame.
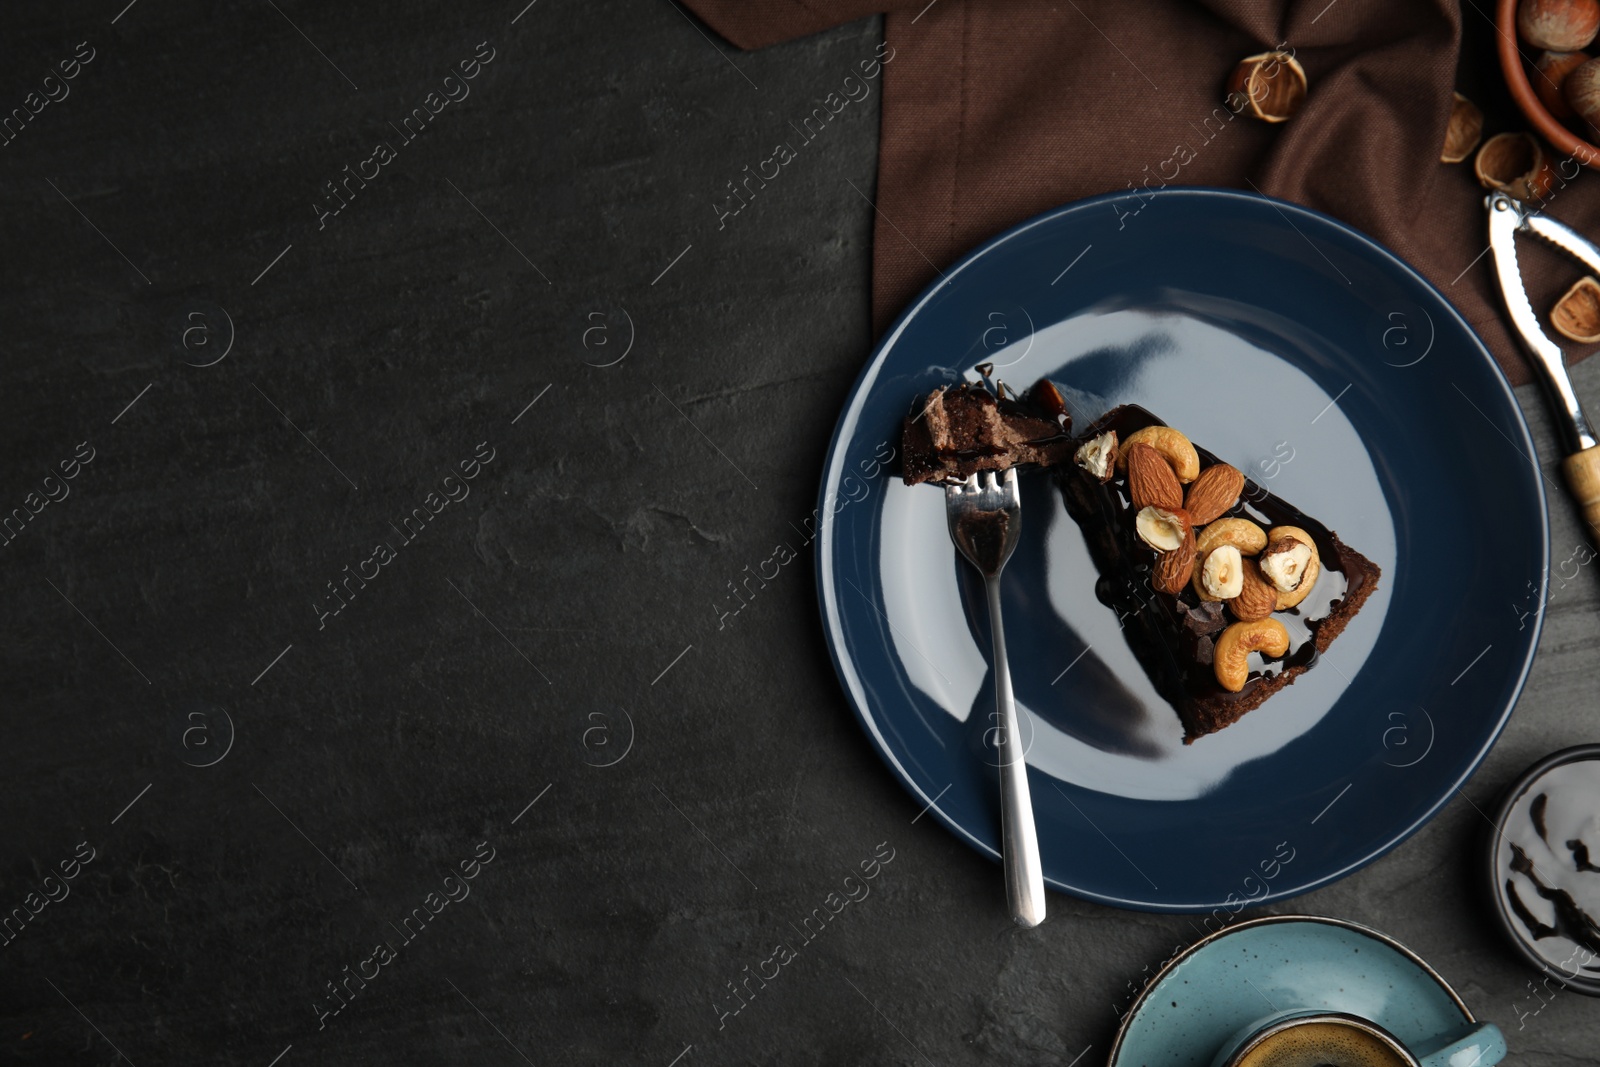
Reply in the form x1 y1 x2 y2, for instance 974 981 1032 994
1196 517 1268 558
1213 618 1291 692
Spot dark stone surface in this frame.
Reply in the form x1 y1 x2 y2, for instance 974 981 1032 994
0 2 1597 1064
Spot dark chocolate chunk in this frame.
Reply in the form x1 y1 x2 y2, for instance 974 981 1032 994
1177 599 1227 636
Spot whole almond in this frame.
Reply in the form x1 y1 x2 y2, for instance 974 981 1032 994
1127 442 1183 511
1118 425 1201 482
1153 523 1197 595
1227 558 1278 621
1185 463 1245 525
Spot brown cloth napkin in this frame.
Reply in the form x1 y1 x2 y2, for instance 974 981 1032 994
682 0 1600 386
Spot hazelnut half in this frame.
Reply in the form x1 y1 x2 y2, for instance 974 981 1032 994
1442 93 1484 164
1473 132 1555 202
1266 525 1322 610
1135 506 1190 552
1552 276 1600 342
1519 0 1600 52
1225 51 1307 123
1535 50 1591 120
1200 545 1246 599
1074 430 1117 483
1260 536 1314 592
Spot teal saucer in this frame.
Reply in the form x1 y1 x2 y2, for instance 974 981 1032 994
1110 915 1483 1067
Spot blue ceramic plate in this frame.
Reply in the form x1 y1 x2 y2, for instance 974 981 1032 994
1109 915 1481 1067
815 187 1547 912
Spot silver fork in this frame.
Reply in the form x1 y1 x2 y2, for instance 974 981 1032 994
944 468 1046 927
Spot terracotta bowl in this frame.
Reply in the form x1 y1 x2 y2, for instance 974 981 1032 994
1497 0 1600 166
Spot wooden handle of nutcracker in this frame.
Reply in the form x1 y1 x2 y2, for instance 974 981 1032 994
1563 446 1600 539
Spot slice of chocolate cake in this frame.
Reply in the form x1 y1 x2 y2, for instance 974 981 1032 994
901 378 1074 486
1058 404 1380 742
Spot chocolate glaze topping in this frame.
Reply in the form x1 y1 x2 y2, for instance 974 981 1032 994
1058 404 1381 742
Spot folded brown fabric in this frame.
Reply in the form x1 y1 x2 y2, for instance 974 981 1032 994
683 0 1600 386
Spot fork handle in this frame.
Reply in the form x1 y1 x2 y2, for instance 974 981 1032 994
986 577 1046 928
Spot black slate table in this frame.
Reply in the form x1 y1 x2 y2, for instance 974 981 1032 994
1 2 1597 1064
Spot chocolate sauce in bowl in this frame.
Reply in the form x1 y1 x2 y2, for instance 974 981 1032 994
1493 752 1600 990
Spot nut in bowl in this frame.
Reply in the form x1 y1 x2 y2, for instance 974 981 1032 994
1497 0 1600 168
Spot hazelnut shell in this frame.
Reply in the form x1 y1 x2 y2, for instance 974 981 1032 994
1225 51 1307 123
1552 275 1600 343
1473 131 1556 201
1442 92 1485 164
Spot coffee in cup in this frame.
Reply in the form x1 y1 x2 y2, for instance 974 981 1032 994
1210 1010 1505 1067
1229 1017 1410 1067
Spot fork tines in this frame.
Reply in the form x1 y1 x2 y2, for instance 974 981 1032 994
945 468 1018 501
